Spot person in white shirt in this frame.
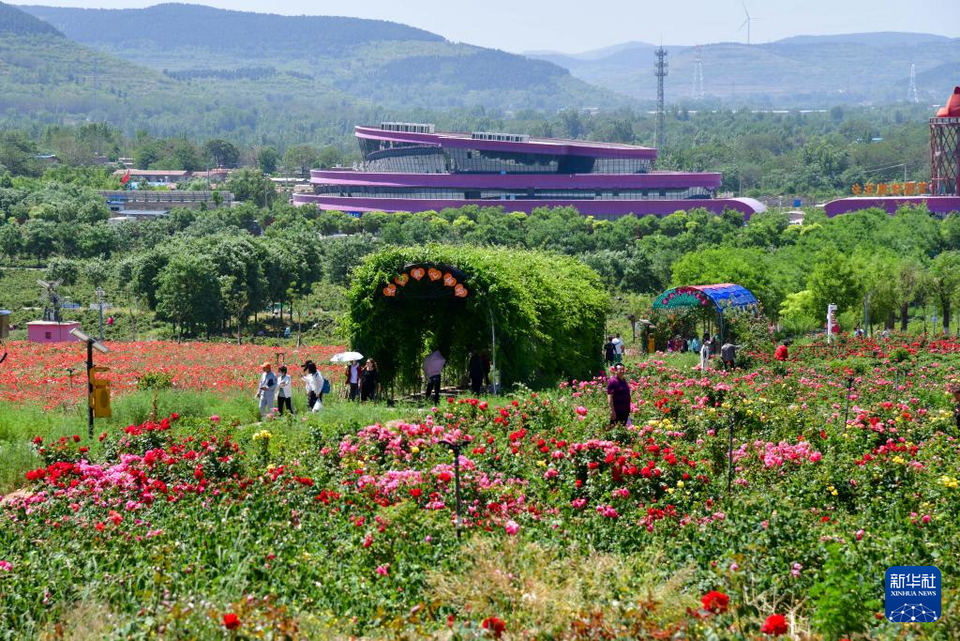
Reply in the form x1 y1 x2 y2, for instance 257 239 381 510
276 365 294 415
345 361 360 401
301 361 325 412
699 339 712 371
611 333 625 364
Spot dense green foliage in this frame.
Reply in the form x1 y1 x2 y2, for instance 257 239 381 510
347 245 607 389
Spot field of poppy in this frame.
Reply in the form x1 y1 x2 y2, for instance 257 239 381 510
0 340 343 409
1 335 959 639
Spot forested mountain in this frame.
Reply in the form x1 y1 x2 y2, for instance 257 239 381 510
18 3 620 111
0 0 56 35
527 32 960 107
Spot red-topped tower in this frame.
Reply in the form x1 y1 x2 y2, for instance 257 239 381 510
931 86 960 196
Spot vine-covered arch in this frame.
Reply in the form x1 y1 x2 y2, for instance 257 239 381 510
347 245 607 392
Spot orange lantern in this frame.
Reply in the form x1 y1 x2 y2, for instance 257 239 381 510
443 273 456 287
454 284 468 298
428 268 442 281
383 284 397 297
395 273 409 286
411 267 425 280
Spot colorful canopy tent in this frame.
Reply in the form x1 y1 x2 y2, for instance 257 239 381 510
651 284 758 344
652 283 758 312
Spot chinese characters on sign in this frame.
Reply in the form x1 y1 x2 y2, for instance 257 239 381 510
885 566 941 623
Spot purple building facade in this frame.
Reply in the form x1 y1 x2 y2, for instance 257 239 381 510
293 123 765 219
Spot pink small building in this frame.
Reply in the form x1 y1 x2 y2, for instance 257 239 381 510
27 321 81 343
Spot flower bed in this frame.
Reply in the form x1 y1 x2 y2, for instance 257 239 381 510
1 336 958 638
0 340 342 408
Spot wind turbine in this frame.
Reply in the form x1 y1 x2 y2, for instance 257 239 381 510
739 2 753 45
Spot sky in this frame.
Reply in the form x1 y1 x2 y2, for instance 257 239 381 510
22 0 960 53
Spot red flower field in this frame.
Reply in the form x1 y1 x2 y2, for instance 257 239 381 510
0 340 342 408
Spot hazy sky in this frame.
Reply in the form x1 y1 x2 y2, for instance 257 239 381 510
24 0 960 52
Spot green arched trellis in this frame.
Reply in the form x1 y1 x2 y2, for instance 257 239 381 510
346 245 607 392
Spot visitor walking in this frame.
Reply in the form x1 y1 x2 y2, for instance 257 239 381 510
345 360 360 401
603 336 615 366
612 332 625 364
423 349 446 405
276 365 294 415
775 340 790 361
257 362 277 419
606 363 631 425
468 351 485 395
689 336 701 355
720 342 738 370
302 360 325 412
699 338 712 371
360 359 380 402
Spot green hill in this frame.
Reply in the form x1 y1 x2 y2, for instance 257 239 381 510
18 3 621 111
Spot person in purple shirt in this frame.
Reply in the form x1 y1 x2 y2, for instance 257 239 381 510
606 363 631 425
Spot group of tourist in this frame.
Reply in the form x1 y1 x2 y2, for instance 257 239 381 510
255 358 381 418
602 333 625 365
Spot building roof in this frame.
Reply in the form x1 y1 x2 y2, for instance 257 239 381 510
113 169 190 177
652 283 759 312
355 125 657 160
935 86 960 118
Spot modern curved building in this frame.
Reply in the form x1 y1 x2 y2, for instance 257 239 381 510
293 123 765 219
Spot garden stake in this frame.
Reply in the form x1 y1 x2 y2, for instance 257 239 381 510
842 376 854 429
441 439 463 540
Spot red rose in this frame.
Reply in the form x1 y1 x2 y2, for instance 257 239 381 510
223 613 240 630
701 590 730 614
437 472 452 483
73 435 81 443
761 614 788 636
482 616 506 638
32 436 42 445
409 488 422 498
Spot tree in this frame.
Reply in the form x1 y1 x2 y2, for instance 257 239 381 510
927 251 960 333
807 247 864 323
226 168 276 207
257 146 280 174
0 223 22 260
284 144 319 178
156 253 221 339
21 219 57 264
202 139 240 168
671 247 783 313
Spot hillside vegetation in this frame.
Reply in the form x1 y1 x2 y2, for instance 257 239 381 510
18 3 619 111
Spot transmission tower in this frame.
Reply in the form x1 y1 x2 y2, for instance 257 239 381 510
691 45 704 99
908 64 919 104
654 46 668 152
